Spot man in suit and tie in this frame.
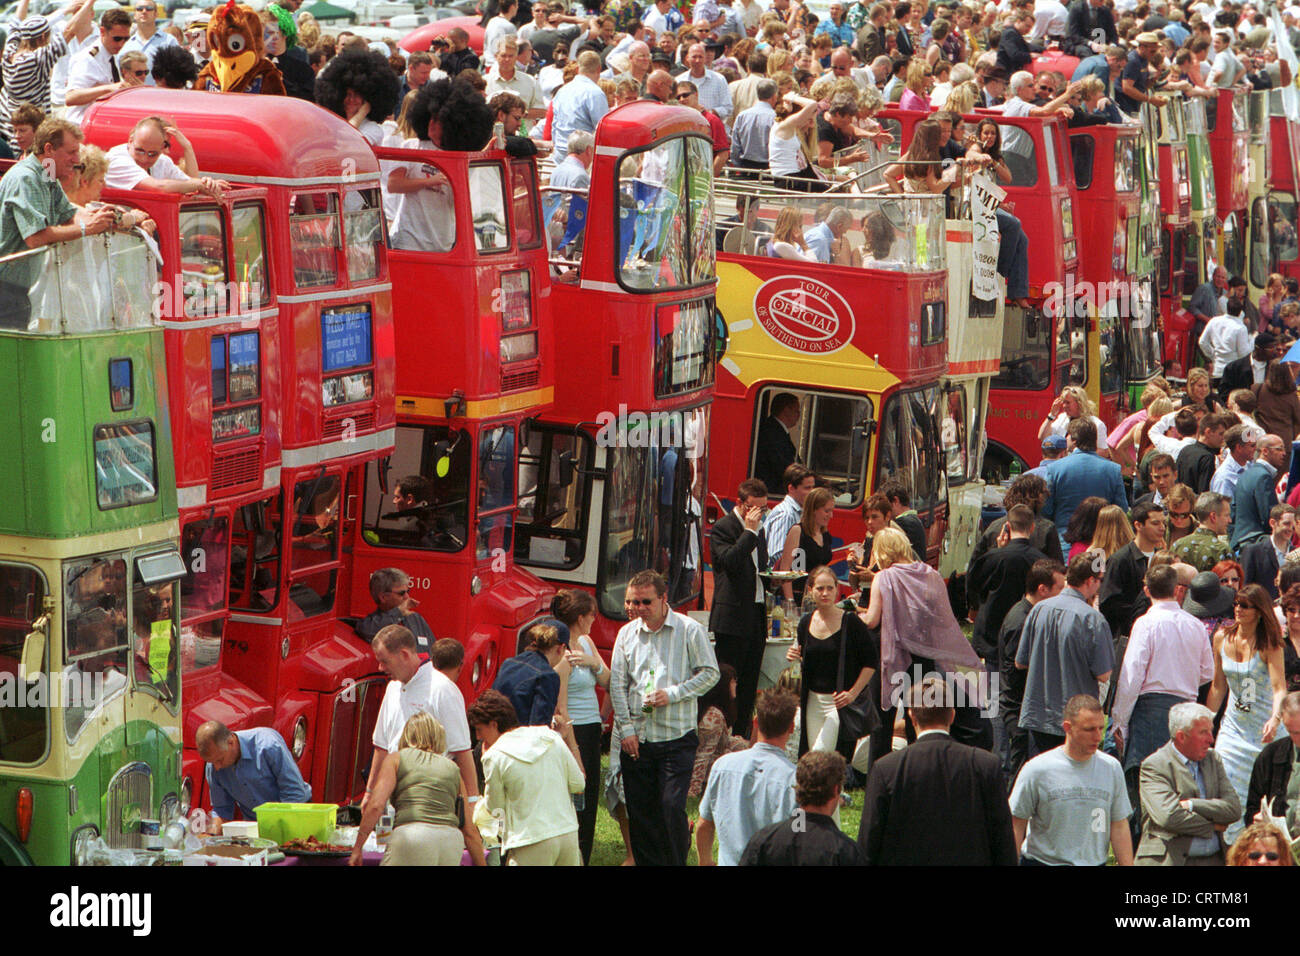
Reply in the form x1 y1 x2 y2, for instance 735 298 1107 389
1063 0 1116 59
1217 332 1278 404
753 393 800 496
858 675 1017 865
1136 702 1241 865
709 478 770 737
1241 504 1296 599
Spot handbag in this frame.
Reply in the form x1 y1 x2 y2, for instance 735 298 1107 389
834 612 880 773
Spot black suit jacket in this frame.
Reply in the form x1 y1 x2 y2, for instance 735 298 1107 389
1245 736 1294 827
1217 354 1258 403
1098 540 1150 639
895 27 914 59
965 538 1047 661
859 733 1017 865
1241 536 1281 598
1177 440 1217 495
1064 0 1116 58
753 415 797 495
708 511 768 637
996 27 1037 74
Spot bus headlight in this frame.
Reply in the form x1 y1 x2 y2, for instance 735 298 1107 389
470 575 483 596
180 775 193 817
292 717 308 759
71 825 100 866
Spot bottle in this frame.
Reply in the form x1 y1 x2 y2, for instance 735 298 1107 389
1008 458 1022 479
376 813 393 847
770 601 785 640
493 121 505 150
641 667 657 714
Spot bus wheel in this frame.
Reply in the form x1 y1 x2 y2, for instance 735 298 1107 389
0 827 35 866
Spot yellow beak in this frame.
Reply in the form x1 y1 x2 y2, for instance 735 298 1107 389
213 49 257 91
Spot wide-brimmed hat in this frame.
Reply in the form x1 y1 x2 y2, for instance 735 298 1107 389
1182 571 1234 619
1135 31 1162 44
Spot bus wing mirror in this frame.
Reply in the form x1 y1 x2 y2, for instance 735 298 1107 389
376 456 391 495
20 615 48 682
557 450 576 489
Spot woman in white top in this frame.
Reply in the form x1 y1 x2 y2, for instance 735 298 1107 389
315 48 401 147
380 90 421 225
1037 384 1111 452
768 92 827 184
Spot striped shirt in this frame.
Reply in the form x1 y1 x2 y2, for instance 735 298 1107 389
685 69 732 120
760 494 802 569
0 31 68 148
610 608 718 744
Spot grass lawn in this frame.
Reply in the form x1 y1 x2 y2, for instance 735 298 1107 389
586 752 861 866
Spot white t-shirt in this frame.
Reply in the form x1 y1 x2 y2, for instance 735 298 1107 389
50 32 92 109
378 131 408 225
390 138 457 253
357 119 385 147
103 143 189 190
1048 413 1108 448
482 16 518 66
371 661 472 754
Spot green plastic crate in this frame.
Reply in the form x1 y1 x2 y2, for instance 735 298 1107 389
253 803 338 844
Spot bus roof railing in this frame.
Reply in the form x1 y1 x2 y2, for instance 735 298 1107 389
0 231 158 335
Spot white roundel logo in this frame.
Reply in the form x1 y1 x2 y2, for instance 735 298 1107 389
753 275 855 355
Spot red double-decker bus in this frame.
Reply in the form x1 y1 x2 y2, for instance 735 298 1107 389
1268 93 1300 283
517 103 717 654
1208 88 1250 283
360 141 556 694
85 89 395 807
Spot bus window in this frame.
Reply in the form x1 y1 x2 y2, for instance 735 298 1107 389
476 425 516 561
1070 134 1094 190
131 576 179 704
230 492 282 612
288 474 340 617
109 358 133 411
516 424 591 570
1097 306 1122 396
321 305 375 407
1043 124 1060 188
178 205 227 315
289 192 340 288
469 164 510 253
875 386 945 519
1221 211 1243 281
942 385 968 487
0 564 47 763
1183 222 1200 296
1269 193 1298 263
616 135 714 292
654 297 715 398
510 160 543 250
994 310 1052 390
93 421 158 509
211 331 262 441
1068 310 1087 387
1114 137 1137 193
600 407 707 616
997 123 1038 186
1250 196 1271 289
1124 278 1160 383
63 555 129 743
231 202 270 307
364 425 471 552
344 187 384 282
389 158 457 253
179 517 226 676
752 387 872 507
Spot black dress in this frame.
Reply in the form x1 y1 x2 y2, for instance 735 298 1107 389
790 529 833 606
1285 636 1300 694
796 611 879 756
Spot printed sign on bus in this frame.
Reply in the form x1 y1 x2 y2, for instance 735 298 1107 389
752 275 855 355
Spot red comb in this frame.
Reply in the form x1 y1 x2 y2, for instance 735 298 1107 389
221 0 236 15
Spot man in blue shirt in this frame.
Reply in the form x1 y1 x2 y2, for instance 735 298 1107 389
803 206 852 263
814 2 856 48
1070 45 1126 95
550 51 609 161
197 721 311 832
696 689 798 865
1042 417 1128 554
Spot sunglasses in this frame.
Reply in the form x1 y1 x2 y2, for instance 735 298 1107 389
390 589 409 596
676 93 692 100
1169 511 1191 520
1247 851 1280 861
136 4 156 10
71 162 85 173
130 69 149 77
624 598 656 606
1234 601 1254 609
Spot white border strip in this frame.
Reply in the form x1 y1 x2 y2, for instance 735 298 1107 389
281 427 396 468
213 173 380 187
159 307 276 330
277 283 392 304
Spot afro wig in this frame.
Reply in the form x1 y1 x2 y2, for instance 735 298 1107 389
437 79 495 152
314 48 400 123
152 43 200 88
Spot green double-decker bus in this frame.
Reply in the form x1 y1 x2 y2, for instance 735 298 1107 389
0 231 185 865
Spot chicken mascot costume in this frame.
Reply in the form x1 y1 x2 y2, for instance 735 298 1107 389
196 0 286 95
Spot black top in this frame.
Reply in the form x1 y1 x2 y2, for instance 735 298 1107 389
1176 440 1217 495
966 538 1048 661
797 610 878 695
816 114 855 154
753 414 797 495
1097 539 1151 639
1115 49 1148 114
1285 636 1300 693
740 812 867 866
995 27 1035 74
790 530 833 604
894 511 928 564
998 598 1033 715
355 608 433 659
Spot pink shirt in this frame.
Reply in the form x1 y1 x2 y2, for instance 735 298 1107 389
1107 409 1148 449
1110 600 1215 737
899 88 928 111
